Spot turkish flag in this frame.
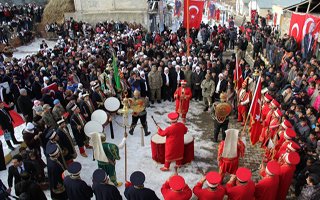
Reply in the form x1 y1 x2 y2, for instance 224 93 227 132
183 0 205 29
248 76 262 145
233 54 243 91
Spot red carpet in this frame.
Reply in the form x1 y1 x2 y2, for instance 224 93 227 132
0 104 25 136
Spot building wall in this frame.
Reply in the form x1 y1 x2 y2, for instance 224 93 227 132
74 0 147 12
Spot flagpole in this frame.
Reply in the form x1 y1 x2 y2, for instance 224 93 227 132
242 75 261 133
186 0 190 57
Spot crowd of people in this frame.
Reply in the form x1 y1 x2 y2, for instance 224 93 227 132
0 2 43 45
0 4 319 199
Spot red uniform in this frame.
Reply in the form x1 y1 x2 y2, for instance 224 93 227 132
274 140 290 160
237 88 251 124
193 182 225 200
254 176 279 200
226 180 255 200
158 122 188 167
174 86 192 120
218 140 245 175
277 164 296 200
261 102 270 121
161 181 192 200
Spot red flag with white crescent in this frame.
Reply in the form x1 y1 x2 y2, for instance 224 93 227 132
248 76 262 145
183 0 205 29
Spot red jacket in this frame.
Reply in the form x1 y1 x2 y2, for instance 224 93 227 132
254 175 279 200
174 87 192 115
158 122 188 162
193 182 225 200
226 180 255 200
161 181 192 200
277 164 296 200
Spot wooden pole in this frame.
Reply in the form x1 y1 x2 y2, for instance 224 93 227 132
186 0 190 56
124 125 127 181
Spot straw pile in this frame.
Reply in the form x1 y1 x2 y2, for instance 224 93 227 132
42 0 75 25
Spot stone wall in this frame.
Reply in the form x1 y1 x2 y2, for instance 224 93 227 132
0 0 48 5
74 0 147 12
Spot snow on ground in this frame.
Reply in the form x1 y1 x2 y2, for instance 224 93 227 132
0 100 214 199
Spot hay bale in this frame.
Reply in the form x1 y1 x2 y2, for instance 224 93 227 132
42 0 75 25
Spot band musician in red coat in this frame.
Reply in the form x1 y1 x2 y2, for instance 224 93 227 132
217 129 246 180
193 171 226 200
161 174 192 200
237 79 251 126
261 93 273 121
157 112 188 171
174 80 192 123
255 161 280 200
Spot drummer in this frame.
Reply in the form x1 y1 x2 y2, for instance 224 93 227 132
157 112 188 171
128 90 151 136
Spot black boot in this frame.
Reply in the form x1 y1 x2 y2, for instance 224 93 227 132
129 125 136 135
143 125 151 136
6 141 15 151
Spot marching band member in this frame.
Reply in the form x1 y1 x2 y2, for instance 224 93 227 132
124 171 160 199
63 162 94 200
226 167 255 199
157 112 188 171
56 118 77 166
237 79 251 126
174 80 192 123
273 128 296 160
46 129 67 169
217 129 245 180
193 171 226 200
70 104 92 157
92 82 107 110
80 92 95 121
277 141 300 165
92 169 122 200
161 175 192 200
261 93 273 121
128 89 151 136
277 152 300 200
273 120 294 152
255 161 280 200
90 132 126 187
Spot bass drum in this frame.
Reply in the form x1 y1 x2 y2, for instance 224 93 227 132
84 121 104 137
91 109 109 126
104 97 120 113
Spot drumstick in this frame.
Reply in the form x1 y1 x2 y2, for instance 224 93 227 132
151 116 159 127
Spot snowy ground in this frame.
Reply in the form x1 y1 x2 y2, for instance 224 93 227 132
0 100 213 199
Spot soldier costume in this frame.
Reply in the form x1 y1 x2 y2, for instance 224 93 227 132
161 175 192 200
174 80 192 123
79 92 95 121
237 79 251 126
92 169 122 200
46 129 68 170
92 82 107 109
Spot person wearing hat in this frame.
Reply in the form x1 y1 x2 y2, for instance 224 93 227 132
277 151 300 200
52 99 67 121
261 93 273 121
98 68 116 97
157 112 188 171
63 162 93 200
273 120 294 151
255 161 280 200
91 169 122 200
22 122 42 154
201 73 215 112
161 174 192 199
226 167 255 199
56 118 77 165
260 108 282 150
17 88 34 123
46 129 68 169
237 78 252 126
80 92 95 121
260 98 280 144
124 171 159 199
92 82 107 109
128 89 151 136
193 171 226 199
277 141 301 165
42 104 58 129
70 103 92 157
191 66 203 102
46 144 68 200
0 100 23 150
273 128 296 160
174 79 192 123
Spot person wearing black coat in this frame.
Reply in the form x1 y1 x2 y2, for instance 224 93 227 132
0 179 10 200
124 171 159 200
17 89 34 123
64 162 93 200
31 77 42 100
0 101 22 150
7 155 36 190
14 172 47 200
92 169 122 200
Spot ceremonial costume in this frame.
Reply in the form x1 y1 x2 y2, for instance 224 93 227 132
237 80 251 125
124 171 160 200
63 162 94 200
277 141 300 165
157 112 188 171
193 171 226 200
92 169 122 200
161 175 192 200
98 70 116 96
128 90 150 136
92 82 107 109
273 120 293 152
226 167 255 200
277 152 300 200
46 130 67 169
174 80 192 123
255 161 280 200
261 93 273 121
46 144 68 200
218 129 245 177
80 92 95 121
273 128 296 160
